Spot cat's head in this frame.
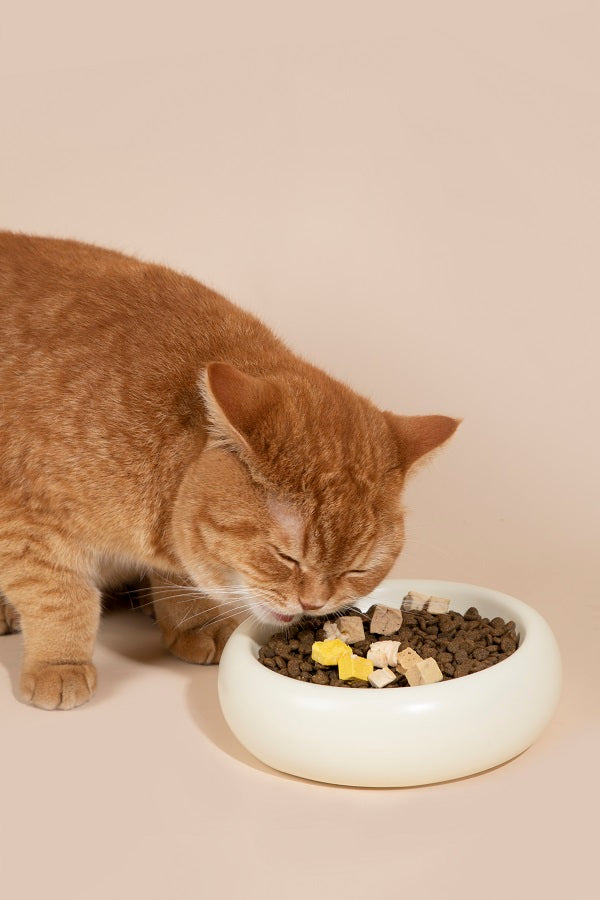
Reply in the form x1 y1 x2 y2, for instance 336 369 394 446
172 362 460 626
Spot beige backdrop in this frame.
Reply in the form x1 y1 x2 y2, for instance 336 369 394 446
1 3 598 899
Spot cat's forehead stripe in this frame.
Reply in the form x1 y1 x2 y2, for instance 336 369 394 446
267 495 305 548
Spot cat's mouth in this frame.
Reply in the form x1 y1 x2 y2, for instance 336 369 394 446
271 611 295 623
253 599 298 625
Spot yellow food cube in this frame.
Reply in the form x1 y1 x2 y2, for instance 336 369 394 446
338 653 374 682
337 653 354 680
311 639 352 666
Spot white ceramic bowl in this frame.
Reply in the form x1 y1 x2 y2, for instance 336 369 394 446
217 579 562 786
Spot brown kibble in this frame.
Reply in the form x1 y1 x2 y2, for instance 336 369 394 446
454 662 472 678
500 635 517 653
297 629 314 640
257 596 519 688
287 659 301 677
464 607 480 620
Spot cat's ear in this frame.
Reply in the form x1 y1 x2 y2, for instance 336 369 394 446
383 412 461 474
200 362 277 452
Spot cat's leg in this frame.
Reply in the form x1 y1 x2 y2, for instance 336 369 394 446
0 558 100 710
149 572 242 664
0 590 21 634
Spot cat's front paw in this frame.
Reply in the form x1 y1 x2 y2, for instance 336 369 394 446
0 595 21 635
21 662 97 710
166 619 240 665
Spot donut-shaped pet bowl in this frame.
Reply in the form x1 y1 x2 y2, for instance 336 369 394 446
217 579 562 787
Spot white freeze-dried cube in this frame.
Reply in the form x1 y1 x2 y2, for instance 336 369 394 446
323 616 365 644
396 647 423 673
401 591 430 612
404 657 443 686
426 596 450 614
368 666 397 689
370 605 403 635
337 615 365 644
323 621 343 641
367 640 401 668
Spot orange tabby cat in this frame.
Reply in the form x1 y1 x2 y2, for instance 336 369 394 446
0 231 460 710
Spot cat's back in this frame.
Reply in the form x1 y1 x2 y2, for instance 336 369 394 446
0 231 199 340
0 231 281 363
0 231 143 306
0 232 287 433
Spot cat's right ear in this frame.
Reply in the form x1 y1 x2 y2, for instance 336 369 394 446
199 362 278 454
383 412 462 475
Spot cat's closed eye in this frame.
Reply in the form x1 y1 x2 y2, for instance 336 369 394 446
269 545 300 567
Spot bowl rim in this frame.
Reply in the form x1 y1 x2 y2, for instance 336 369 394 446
233 577 537 700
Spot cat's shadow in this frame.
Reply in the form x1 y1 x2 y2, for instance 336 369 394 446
95 608 308 782
0 606 166 707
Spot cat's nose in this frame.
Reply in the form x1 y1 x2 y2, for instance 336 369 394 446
298 573 331 611
299 598 327 611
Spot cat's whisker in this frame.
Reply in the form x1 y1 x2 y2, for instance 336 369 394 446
146 591 247 603
128 593 247 612
125 585 247 598
178 603 256 631
176 601 256 630
175 597 255 619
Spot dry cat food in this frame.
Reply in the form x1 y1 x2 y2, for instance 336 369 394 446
257 592 520 688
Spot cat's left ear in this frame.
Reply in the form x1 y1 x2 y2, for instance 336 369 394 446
383 412 462 474
199 362 278 453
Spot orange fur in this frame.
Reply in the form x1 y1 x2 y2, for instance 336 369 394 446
0 231 460 709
